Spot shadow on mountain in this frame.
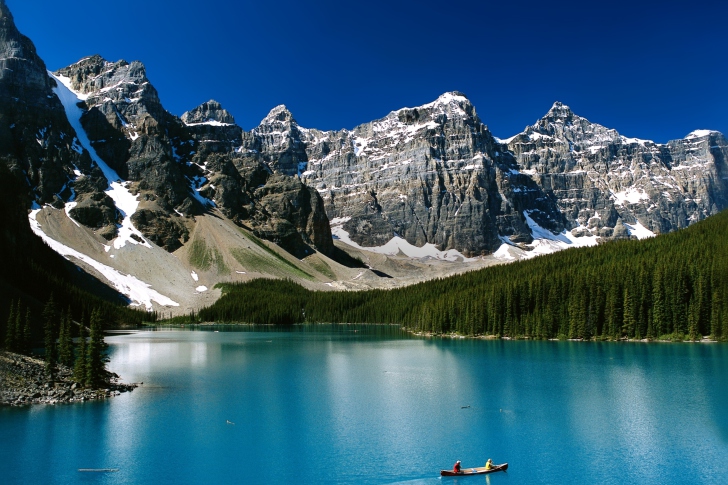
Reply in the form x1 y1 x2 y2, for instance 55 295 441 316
328 246 368 269
369 269 393 278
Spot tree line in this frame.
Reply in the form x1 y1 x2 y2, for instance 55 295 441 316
4 295 111 387
192 210 728 341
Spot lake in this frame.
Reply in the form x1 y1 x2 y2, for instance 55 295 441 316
1 325 727 484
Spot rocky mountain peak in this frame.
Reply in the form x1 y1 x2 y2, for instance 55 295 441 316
401 91 478 124
433 90 471 106
544 101 575 121
0 0 12 21
0 0 89 206
0 1 49 90
261 104 295 125
55 56 157 104
181 99 236 125
525 102 619 145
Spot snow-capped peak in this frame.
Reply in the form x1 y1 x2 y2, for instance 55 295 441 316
686 129 719 139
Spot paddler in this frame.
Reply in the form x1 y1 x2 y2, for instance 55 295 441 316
485 458 494 470
453 460 462 473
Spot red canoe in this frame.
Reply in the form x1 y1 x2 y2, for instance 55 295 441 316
440 463 508 476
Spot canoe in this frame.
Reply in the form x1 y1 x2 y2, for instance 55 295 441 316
440 463 508 476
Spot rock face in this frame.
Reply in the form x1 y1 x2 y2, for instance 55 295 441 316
181 99 236 125
239 94 561 255
54 55 205 249
504 102 728 239
0 1 92 205
242 95 728 255
49 55 334 256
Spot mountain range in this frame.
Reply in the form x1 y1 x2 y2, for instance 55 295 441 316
1 1 726 315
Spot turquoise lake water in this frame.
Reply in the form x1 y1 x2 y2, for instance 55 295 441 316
2 325 727 484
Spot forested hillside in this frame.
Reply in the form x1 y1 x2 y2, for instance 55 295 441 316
196 210 728 341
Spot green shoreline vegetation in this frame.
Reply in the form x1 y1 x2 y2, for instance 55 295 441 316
182 211 728 342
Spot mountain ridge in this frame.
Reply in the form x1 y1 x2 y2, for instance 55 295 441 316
1 0 726 315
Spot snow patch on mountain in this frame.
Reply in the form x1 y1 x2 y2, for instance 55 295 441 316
184 120 233 127
29 208 178 310
330 217 477 262
50 72 151 250
686 129 719 139
612 188 650 206
624 221 656 239
520 211 599 258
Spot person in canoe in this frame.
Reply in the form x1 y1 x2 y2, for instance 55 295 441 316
453 460 462 473
485 458 494 470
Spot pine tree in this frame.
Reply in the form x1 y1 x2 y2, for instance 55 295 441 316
710 289 722 340
4 300 17 351
58 308 74 368
42 295 59 380
73 322 87 385
86 309 108 388
652 268 666 338
21 307 32 355
622 287 635 339
687 300 699 341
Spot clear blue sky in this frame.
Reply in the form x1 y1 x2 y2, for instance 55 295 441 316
7 0 727 142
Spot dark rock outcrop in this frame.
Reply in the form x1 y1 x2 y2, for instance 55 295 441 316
0 1 93 204
181 99 236 125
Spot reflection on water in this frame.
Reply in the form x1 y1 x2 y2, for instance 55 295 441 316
1 326 727 485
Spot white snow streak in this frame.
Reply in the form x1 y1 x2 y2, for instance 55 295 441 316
29 208 178 310
50 73 150 250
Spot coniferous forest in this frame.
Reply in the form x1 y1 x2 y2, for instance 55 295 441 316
195 210 728 341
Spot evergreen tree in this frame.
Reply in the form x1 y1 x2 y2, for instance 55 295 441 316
622 288 635 338
710 289 722 340
86 309 108 388
4 300 17 351
687 301 699 341
73 322 87 385
652 268 666 338
58 308 74 368
42 295 59 380
20 307 32 355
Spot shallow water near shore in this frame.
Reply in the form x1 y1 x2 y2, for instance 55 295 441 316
2 324 727 484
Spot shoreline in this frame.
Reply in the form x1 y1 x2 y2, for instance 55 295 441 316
142 322 720 343
0 351 137 407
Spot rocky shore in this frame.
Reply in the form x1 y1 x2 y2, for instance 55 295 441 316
0 351 137 406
